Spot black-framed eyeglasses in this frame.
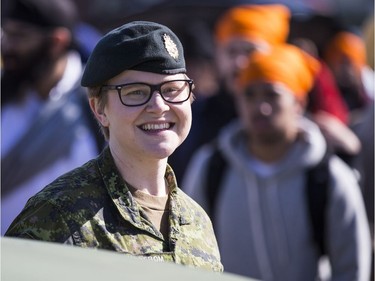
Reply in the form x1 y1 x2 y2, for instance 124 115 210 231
100 79 194 107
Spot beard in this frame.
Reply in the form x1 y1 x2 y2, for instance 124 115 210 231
1 40 53 105
245 115 287 146
252 129 284 146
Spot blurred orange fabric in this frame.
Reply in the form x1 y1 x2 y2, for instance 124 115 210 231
324 31 367 72
238 44 321 101
214 4 290 45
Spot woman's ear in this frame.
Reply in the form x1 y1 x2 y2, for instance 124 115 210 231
89 98 109 127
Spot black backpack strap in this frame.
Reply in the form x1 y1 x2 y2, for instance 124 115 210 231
306 150 331 256
206 142 228 219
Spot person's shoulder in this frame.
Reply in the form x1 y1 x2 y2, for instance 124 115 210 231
328 155 358 182
27 157 100 207
326 154 364 203
190 141 218 165
5 157 104 238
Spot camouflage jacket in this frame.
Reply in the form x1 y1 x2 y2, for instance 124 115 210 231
6 147 223 272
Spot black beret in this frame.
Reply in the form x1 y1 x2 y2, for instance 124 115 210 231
4 0 78 31
81 21 186 87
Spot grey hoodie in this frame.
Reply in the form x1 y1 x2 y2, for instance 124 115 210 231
183 117 371 281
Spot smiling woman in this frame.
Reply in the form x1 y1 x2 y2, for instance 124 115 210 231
5 21 223 273
92 70 193 169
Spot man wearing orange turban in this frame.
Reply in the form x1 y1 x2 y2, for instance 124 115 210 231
183 43 371 281
234 44 320 145
198 4 291 145
324 31 371 113
169 4 292 182
239 43 362 162
325 32 367 75
237 44 320 102
214 4 291 94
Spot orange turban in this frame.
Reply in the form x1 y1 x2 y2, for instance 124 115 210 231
238 44 321 101
324 31 367 71
214 4 290 45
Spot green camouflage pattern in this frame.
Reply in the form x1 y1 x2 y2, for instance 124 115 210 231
5 147 223 272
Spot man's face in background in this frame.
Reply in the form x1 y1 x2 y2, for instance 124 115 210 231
1 20 53 96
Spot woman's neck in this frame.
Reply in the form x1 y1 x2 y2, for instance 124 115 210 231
109 144 169 196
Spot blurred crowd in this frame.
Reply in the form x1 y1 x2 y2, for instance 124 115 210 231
1 0 374 280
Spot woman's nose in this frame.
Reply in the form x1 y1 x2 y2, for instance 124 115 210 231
145 91 170 112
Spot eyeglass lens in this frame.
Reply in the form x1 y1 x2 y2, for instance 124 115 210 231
118 80 191 106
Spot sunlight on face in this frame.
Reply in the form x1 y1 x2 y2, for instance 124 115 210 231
236 81 303 145
101 70 193 160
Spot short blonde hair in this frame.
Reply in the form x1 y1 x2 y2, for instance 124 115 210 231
87 87 110 140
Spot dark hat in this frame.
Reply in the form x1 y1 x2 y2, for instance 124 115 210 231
4 0 78 31
81 21 186 87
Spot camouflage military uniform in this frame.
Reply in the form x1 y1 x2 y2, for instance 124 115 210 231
5 147 223 272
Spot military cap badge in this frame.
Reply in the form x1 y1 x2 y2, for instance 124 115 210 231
163 33 179 60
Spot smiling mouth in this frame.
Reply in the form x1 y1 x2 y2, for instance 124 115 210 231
139 123 174 131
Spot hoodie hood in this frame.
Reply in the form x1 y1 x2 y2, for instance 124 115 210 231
217 116 327 177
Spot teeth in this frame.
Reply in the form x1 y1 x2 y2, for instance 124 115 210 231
142 123 171 131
